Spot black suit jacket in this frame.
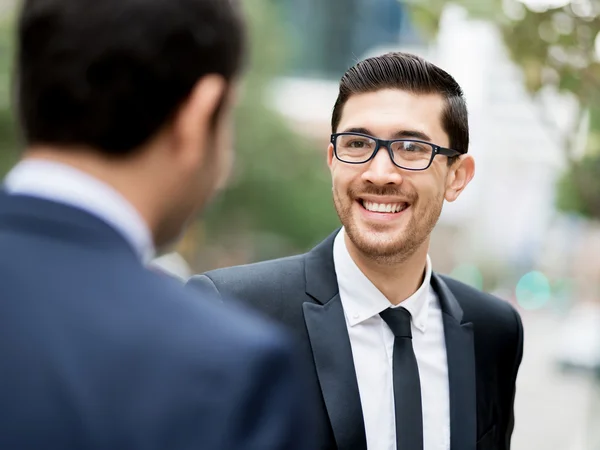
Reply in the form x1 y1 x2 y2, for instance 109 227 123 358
188 230 524 450
0 192 313 450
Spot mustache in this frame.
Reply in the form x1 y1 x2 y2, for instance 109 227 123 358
348 185 417 202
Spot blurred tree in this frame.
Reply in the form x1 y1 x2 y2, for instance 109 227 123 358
198 0 339 263
0 14 18 176
556 152 600 217
404 0 600 219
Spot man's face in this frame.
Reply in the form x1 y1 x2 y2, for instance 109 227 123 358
155 80 236 249
193 94 236 211
328 88 469 263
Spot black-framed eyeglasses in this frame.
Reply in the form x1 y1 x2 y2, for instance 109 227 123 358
330 132 465 171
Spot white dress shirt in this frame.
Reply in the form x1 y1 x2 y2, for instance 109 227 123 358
4 159 155 262
333 229 450 450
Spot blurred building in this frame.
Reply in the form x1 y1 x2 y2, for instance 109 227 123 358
282 0 420 78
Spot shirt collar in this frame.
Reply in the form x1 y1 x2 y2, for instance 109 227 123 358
4 159 155 263
333 228 432 333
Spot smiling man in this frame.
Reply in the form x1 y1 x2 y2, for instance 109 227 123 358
188 52 524 450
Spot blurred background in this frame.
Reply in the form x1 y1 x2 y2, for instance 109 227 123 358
1 0 600 448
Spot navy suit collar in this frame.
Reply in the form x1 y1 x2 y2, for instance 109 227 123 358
0 192 139 260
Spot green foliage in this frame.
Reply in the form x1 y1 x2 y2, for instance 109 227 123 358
202 0 339 256
406 0 600 112
0 15 18 176
555 164 592 216
556 152 600 218
404 0 600 219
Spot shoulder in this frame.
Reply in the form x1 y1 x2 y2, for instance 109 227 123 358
437 274 521 326
130 268 297 373
187 254 306 299
110 271 305 436
208 254 305 282
436 274 523 359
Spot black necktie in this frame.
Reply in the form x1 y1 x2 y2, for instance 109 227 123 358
380 307 424 450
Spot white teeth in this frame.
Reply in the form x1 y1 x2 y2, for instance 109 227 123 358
363 201 407 213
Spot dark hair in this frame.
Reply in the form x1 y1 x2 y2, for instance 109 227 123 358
331 52 469 160
16 0 245 155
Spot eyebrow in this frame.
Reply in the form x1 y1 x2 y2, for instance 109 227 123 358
342 127 433 142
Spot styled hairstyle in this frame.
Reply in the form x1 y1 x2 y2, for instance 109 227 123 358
16 0 245 155
331 52 469 158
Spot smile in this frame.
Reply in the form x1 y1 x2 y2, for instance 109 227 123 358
360 200 409 214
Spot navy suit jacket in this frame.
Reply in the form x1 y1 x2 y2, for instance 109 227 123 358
0 192 313 450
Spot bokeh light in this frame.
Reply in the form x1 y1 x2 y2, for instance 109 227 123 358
517 0 571 13
515 271 552 310
449 264 484 291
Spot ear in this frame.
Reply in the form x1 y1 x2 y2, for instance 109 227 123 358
327 143 335 169
445 154 475 202
171 74 227 168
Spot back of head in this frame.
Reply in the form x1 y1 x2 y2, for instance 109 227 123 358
331 52 469 155
16 0 245 154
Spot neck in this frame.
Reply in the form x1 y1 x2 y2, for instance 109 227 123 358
22 147 160 241
344 232 429 305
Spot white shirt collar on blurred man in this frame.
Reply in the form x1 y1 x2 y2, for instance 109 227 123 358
4 159 155 263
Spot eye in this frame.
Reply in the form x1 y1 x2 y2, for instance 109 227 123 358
337 135 375 150
403 142 418 152
399 141 429 153
347 140 367 148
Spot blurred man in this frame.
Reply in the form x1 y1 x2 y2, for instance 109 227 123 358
189 53 524 450
0 0 313 449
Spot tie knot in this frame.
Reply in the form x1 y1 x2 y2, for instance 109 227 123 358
380 307 412 338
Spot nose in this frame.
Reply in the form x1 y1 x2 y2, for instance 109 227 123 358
361 146 403 185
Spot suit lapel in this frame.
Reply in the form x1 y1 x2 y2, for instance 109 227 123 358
303 230 367 450
432 273 477 450
301 232 477 450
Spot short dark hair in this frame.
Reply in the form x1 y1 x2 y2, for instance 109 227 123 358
331 52 469 159
16 0 245 155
